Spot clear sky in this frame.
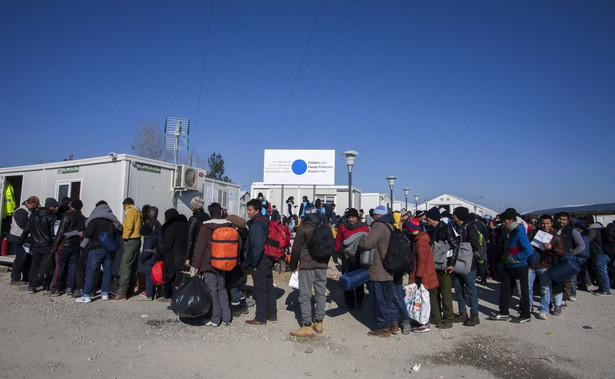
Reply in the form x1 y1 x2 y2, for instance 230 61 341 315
2 0 614 213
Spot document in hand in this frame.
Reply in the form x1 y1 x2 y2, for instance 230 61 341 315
531 230 553 251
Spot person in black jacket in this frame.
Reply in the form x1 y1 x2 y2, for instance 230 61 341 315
75 200 122 303
49 199 86 296
158 208 188 300
244 199 275 325
138 223 159 300
185 196 210 267
23 197 58 294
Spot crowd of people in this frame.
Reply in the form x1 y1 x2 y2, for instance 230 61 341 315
5 192 614 338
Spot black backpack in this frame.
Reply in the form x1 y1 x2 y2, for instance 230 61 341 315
307 223 335 258
382 223 414 273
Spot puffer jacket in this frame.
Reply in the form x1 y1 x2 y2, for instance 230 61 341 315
185 209 210 262
359 213 395 282
409 231 439 290
289 221 330 271
24 207 57 249
52 209 86 250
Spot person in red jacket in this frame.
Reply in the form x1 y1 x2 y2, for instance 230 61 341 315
335 208 370 309
406 218 439 333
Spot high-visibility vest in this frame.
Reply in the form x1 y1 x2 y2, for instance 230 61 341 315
2 183 16 219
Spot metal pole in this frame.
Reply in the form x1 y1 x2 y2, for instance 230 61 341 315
348 169 352 210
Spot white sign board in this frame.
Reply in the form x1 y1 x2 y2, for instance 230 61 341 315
263 149 335 185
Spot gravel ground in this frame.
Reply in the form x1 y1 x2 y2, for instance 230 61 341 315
0 263 612 379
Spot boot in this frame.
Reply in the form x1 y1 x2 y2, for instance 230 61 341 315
454 312 468 323
367 327 391 338
390 321 400 334
463 313 480 327
112 291 127 301
313 320 323 334
290 323 314 338
239 298 249 314
231 303 241 318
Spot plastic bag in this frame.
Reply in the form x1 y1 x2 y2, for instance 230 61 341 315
404 283 430 325
289 271 299 290
151 261 168 285
169 276 212 318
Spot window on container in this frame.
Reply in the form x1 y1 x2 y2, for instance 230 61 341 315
57 181 82 201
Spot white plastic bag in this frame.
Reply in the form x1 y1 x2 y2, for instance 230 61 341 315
404 283 430 325
289 271 299 290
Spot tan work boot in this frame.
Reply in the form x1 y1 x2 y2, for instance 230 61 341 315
112 291 127 301
290 323 314 338
367 327 391 338
313 320 323 334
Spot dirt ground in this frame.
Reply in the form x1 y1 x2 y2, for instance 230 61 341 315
0 263 612 379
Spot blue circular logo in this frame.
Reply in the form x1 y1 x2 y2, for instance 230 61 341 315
292 159 307 175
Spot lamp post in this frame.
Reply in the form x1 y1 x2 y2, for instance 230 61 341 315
424 200 428 212
343 150 358 210
386 176 396 212
414 194 419 213
403 188 410 211
473 196 484 212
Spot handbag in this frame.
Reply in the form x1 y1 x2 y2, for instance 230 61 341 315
99 231 121 253
452 242 473 275
432 240 451 270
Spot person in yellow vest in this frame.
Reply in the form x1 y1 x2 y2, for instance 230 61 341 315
3 182 17 219
113 198 142 300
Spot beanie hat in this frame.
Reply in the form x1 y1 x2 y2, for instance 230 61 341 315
405 218 421 232
190 196 204 210
453 206 470 221
346 208 360 218
425 207 440 222
44 197 59 208
374 205 387 215
70 199 83 211
164 208 179 220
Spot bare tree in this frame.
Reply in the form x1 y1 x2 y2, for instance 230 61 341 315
131 119 172 161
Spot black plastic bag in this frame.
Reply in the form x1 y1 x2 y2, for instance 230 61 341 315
169 276 212 318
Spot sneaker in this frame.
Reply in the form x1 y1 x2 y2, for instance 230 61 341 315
75 296 92 304
205 321 220 327
511 316 531 323
50 291 63 297
411 324 431 333
537 311 548 320
436 322 453 329
593 291 611 296
568 296 576 302
390 322 400 334
42 291 53 296
222 322 231 326
66 288 73 296
28 287 35 294
552 306 562 316
401 321 412 335
137 294 151 301
101 294 109 301
488 313 510 321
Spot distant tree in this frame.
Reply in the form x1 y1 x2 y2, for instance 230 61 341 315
131 119 172 161
206 152 232 182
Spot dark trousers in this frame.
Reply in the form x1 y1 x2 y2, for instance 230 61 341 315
51 246 80 292
28 247 50 289
367 280 396 329
429 270 455 324
10 240 31 282
499 265 530 318
342 255 364 308
75 249 89 291
252 257 277 322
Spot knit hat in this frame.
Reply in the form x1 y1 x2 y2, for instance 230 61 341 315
405 218 421 232
190 196 204 210
70 199 83 211
346 208 360 218
164 208 179 220
415 210 425 218
425 207 440 222
44 197 59 208
453 206 470 221
374 205 387 215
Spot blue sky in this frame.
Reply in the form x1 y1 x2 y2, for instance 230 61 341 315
1 1 614 213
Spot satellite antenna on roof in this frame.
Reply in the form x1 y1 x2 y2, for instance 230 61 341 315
164 117 190 165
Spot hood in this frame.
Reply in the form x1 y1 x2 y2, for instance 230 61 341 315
375 213 395 225
204 218 232 231
414 230 430 243
588 223 604 230
226 214 246 229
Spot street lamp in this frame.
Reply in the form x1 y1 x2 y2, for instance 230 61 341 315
386 176 396 212
343 150 358 210
414 194 419 213
403 188 410 211
473 196 484 212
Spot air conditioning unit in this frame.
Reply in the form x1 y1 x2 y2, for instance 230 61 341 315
174 165 199 190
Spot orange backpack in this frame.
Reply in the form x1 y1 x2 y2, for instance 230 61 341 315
210 226 240 271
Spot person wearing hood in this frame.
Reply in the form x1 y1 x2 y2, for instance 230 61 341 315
488 208 533 323
114 197 143 300
193 203 242 326
185 196 210 268
334 208 370 309
584 215 611 296
23 197 58 294
359 205 396 337
288 204 332 338
157 208 188 300
75 201 123 303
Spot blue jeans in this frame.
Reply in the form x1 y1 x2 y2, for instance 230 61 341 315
83 248 113 298
230 287 243 304
143 263 154 298
594 253 612 294
529 268 551 313
394 284 411 323
453 269 479 315
367 281 396 329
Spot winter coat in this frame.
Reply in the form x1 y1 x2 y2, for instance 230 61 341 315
335 220 370 253
528 228 565 269
81 204 123 251
358 213 395 282
586 223 605 257
246 213 269 268
502 223 533 268
289 221 330 271
158 214 188 280
23 208 57 249
140 233 160 265
52 209 86 250
122 205 142 240
409 231 439 290
192 219 243 274
186 209 210 262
